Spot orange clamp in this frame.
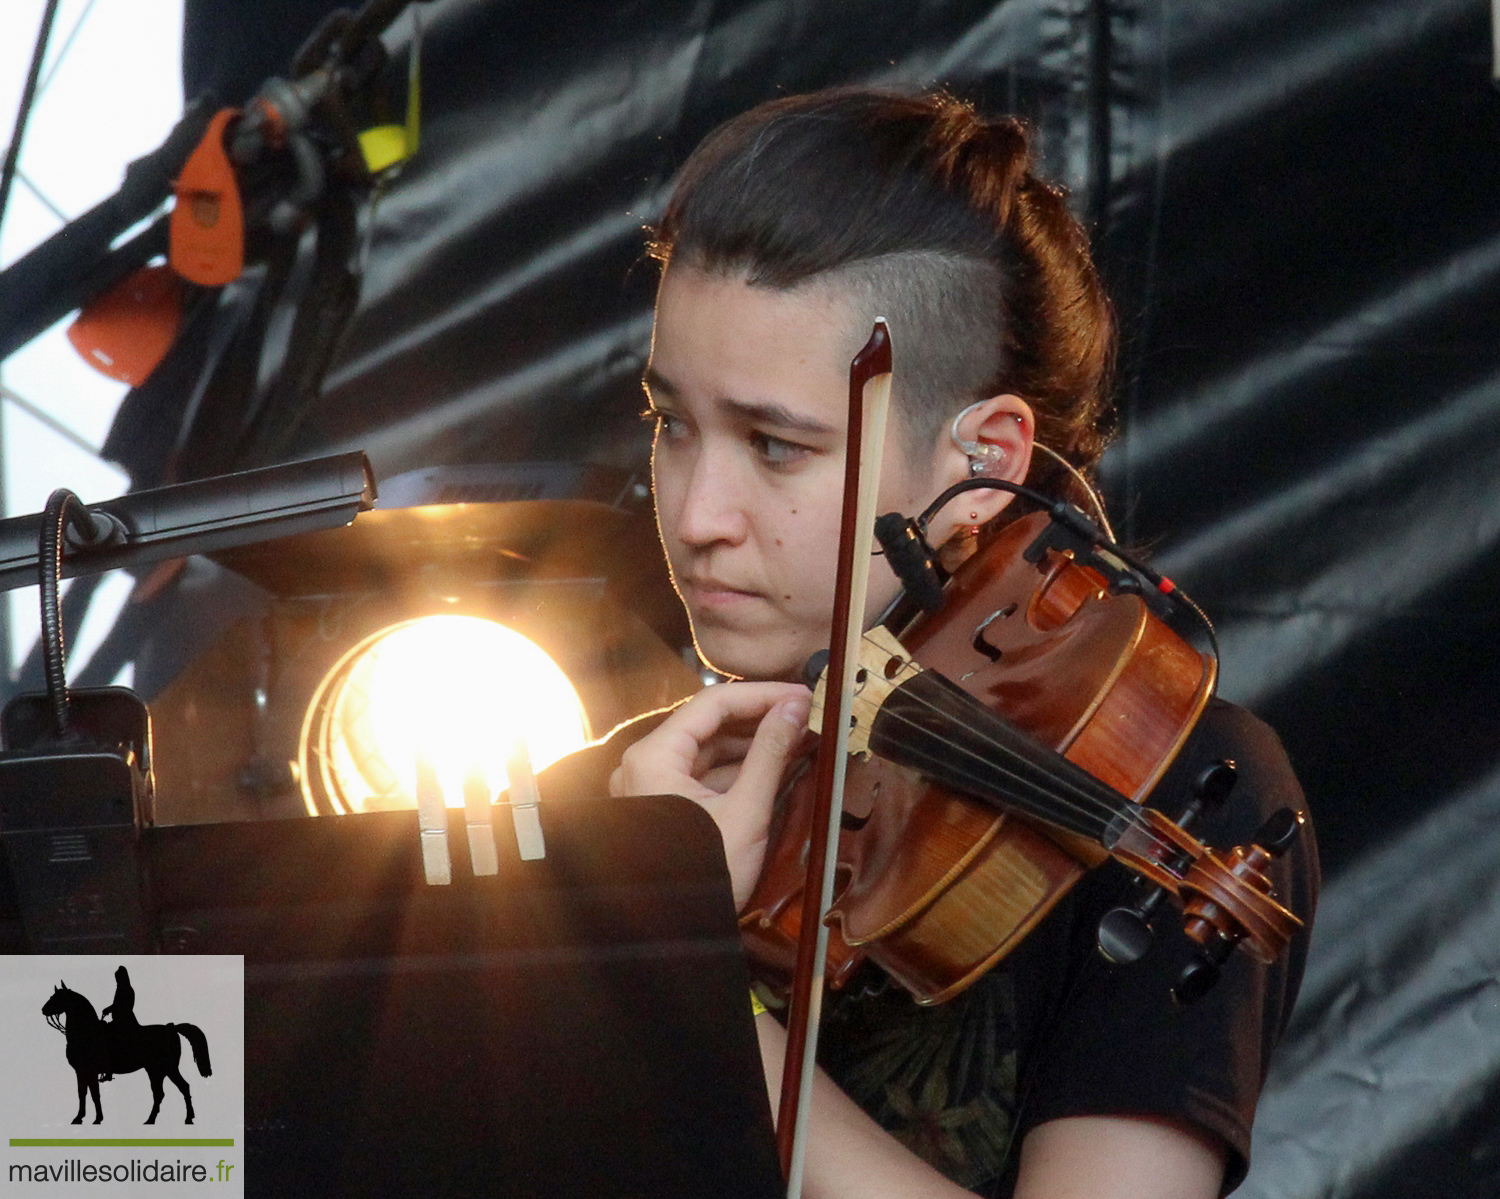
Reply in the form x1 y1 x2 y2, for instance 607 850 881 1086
170 107 244 286
67 264 183 385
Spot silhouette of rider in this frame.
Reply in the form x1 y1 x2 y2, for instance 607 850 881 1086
98 965 138 1082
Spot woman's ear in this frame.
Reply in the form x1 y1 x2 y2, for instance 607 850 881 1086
928 394 1035 541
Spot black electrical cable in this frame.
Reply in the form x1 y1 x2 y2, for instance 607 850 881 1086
916 477 1057 527
917 478 1221 661
0 0 63 246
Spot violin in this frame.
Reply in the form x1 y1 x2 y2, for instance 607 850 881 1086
742 507 1303 1005
755 322 1303 1184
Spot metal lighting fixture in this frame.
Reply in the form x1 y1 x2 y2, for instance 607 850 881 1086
147 475 696 826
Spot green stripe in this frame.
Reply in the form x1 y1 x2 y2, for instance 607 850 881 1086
9 1139 234 1147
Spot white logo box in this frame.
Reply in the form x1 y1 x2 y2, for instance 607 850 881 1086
0 954 243 1198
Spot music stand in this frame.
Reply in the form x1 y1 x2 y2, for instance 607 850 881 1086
144 794 782 1199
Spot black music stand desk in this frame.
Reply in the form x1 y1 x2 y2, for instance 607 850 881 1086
145 794 782 1199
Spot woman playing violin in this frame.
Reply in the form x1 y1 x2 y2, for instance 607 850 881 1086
554 88 1317 1198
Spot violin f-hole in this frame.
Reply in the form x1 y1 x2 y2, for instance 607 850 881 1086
972 603 1018 662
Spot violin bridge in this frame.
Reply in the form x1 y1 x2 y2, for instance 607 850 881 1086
807 625 924 756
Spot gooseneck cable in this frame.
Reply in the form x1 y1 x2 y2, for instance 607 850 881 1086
38 488 101 739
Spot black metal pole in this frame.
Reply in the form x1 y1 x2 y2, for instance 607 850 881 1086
0 0 64 245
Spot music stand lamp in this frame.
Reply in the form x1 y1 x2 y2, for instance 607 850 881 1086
0 454 782 1198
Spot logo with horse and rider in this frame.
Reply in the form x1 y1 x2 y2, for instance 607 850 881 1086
43 966 212 1125
0 955 243 1195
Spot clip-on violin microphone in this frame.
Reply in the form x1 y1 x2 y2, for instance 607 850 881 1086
872 490 1132 622
874 511 948 614
876 480 1221 662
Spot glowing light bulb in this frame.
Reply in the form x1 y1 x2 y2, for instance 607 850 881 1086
303 615 590 814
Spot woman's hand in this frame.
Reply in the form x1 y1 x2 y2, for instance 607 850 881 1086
609 682 811 908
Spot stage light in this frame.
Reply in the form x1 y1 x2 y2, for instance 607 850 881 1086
299 614 591 816
143 478 696 825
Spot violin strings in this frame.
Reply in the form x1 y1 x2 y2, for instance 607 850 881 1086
846 677 1173 849
836 652 1120 826
839 686 1165 844
830 635 1181 859
837 684 1179 861
845 712 1178 865
843 635 1162 832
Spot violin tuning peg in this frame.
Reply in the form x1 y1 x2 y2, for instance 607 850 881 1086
1171 760 1238 835
1191 761 1238 813
1097 879 1168 965
1172 957 1220 1006
1254 807 1303 857
1172 931 1236 1006
1097 907 1154 965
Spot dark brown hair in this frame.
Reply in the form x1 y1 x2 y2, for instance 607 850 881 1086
650 89 1115 503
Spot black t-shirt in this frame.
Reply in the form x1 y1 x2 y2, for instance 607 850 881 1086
817 699 1318 1195
539 696 1319 1197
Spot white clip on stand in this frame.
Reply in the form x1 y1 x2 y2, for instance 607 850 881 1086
415 756 452 885
506 739 546 861
464 767 500 876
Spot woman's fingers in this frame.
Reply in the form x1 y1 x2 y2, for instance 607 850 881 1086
611 682 809 799
733 694 813 812
693 733 755 776
665 681 811 746
607 682 814 909
702 693 812 908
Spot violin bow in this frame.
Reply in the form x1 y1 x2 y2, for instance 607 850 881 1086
777 320 893 1195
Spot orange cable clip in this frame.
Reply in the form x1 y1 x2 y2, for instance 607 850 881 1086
169 108 244 286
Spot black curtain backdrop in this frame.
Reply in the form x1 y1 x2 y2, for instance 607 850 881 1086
91 0 1500 1194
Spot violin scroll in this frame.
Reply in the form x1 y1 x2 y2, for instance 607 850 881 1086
1097 761 1238 966
1113 804 1299 943
1171 808 1306 1003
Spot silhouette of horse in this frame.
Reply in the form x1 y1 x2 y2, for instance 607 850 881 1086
41 982 212 1125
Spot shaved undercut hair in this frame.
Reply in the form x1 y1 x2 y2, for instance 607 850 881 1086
805 252 1006 450
650 89 1115 503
